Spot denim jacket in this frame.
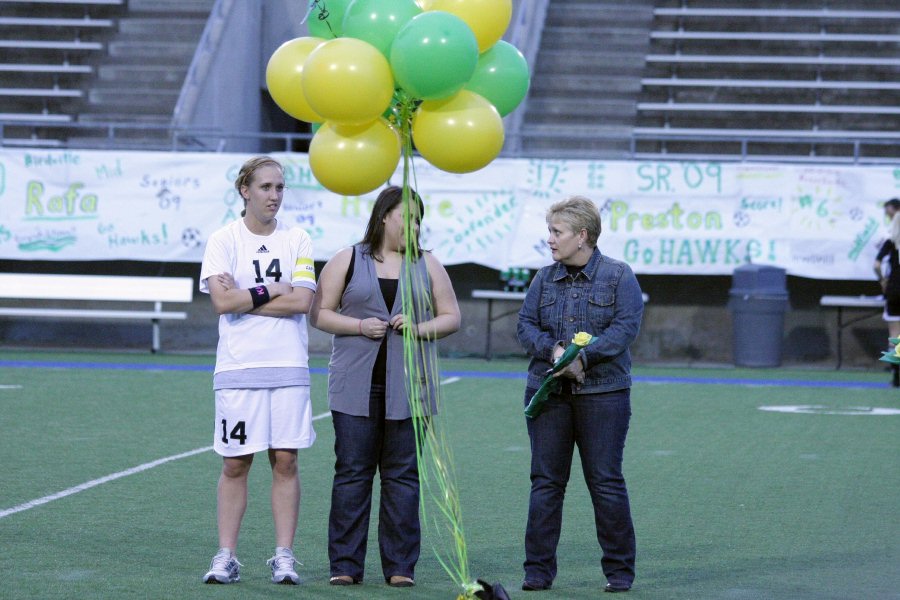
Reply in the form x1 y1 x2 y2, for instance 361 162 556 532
517 248 644 394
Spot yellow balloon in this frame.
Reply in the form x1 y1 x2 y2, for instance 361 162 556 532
309 118 402 196
430 0 512 52
302 37 395 125
265 36 327 123
412 90 504 173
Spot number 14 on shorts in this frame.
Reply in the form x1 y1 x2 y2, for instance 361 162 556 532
221 419 247 445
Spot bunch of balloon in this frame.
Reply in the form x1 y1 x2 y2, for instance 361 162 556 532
264 0 531 196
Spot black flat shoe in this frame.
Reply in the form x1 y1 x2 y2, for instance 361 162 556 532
521 580 551 591
604 583 630 593
329 576 358 586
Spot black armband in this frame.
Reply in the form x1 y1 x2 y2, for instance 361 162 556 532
249 285 270 308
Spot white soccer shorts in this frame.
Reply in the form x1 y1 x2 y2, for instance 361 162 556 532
213 386 316 457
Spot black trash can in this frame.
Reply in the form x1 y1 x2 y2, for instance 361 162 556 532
728 264 789 367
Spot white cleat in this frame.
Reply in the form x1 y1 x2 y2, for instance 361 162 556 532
203 548 241 584
267 548 301 585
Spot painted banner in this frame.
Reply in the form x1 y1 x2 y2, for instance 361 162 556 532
0 148 896 280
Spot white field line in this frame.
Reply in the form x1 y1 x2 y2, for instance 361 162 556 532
0 385 23 389
0 410 334 520
2 373 466 522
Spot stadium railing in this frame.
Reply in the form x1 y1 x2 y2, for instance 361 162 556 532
630 127 900 163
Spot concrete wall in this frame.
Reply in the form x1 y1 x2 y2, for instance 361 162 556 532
0 259 887 369
175 0 312 152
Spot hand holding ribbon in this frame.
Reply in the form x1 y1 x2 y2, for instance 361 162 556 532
524 332 597 419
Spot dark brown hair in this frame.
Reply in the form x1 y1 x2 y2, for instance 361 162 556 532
360 185 424 261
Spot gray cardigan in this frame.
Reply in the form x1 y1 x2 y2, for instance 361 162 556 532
327 244 438 419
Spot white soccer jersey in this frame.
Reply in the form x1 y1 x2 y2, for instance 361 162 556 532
200 218 316 375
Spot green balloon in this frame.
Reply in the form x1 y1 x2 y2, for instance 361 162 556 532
390 11 478 100
465 41 530 117
343 0 422 58
307 0 352 38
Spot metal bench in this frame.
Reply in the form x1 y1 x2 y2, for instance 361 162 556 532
0 273 194 353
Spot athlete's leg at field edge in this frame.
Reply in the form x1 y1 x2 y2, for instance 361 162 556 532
269 448 300 549
217 454 254 551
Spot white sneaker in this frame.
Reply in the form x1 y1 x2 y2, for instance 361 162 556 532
267 548 300 585
203 548 241 584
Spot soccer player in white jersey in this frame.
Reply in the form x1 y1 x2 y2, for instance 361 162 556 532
198 156 317 585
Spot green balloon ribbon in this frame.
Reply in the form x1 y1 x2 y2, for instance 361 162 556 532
392 94 486 600
524 334 598 419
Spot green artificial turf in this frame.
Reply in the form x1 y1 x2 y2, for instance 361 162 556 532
0 351 897 599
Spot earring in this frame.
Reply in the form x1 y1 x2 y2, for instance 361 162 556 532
578 242 583 250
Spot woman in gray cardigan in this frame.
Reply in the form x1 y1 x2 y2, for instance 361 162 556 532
310 186 460 588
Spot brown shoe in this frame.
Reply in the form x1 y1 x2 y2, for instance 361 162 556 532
388 576 415 588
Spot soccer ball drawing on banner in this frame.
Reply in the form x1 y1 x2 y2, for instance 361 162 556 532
181 227 203 249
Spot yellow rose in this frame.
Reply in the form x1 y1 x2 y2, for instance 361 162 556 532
572 331 593 347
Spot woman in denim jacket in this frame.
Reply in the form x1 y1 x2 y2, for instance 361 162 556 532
517 196 644 594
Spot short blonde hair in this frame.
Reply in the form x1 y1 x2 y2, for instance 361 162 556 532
546 195 601 246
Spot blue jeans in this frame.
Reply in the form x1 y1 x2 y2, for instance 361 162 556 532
524 385 636 588
328 385 420 582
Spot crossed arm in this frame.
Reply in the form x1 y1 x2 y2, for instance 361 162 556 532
206 273 314 317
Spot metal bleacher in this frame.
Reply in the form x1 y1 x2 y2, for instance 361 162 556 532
636 1 900 162
2 0 899 164
0 0 121 146
0 0 213 149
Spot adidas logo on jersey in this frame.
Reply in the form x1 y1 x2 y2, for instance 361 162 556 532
257 245 269 253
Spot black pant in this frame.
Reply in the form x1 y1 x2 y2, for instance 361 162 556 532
328 385 420 582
